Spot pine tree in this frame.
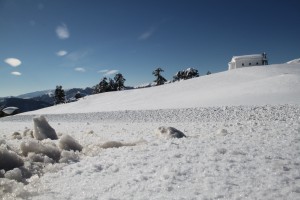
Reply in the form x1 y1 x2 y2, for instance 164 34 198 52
114 73 126 90
173 68 199 81
54 85 65 104
152 68 167 86
206 71 211 75
185 68 199 79
99 77 108 93
107 78 116 92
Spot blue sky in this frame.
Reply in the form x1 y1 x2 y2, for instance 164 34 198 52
1 0 300 97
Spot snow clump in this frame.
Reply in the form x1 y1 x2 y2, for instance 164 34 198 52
4 168 23 182
59 134 83 152
100 141 136 149
20 140 61 161
33 115 58 140
156 126 186 139
0 146 24 171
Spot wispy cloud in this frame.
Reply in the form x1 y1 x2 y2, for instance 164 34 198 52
98 69 119 76
98 69 109 73
11 71 22 76
56 50 68 57
66 50 89 62
56 23 70 39
74 67 86 72
4 58 22 67
138 27 156 40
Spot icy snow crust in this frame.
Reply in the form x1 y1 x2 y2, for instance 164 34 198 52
1 63 300 199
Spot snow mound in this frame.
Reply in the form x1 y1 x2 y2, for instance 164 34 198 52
156 126 186 139
0 146 24 171
33 115 58 140
20 140 61 161
59 134 83 152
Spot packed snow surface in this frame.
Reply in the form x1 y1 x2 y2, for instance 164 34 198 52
1 63 300 199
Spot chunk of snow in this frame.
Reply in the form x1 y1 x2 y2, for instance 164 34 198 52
33 115 58 140
59 134 82 152
11 132 22 140
59 150 80 163
156 126 186 139
100 141 126 149
0 146 24 171
4 168 22 182
20 140 61 161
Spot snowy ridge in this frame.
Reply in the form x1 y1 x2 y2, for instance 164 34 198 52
287 58 300 64
23 63 300 115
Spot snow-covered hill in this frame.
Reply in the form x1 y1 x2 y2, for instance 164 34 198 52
1 62 300 200
287 58 300 64
26 63 300 114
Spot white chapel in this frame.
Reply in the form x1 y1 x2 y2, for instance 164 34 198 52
228 53 268 70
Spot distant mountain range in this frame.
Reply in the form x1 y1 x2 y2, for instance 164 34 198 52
0 87 94 116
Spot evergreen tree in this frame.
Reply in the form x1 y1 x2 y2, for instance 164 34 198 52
75 91 82 99
107 78 116 92
173 67 199 81
54 85 65 104
152 68 167 86
98 77 108 93
114 73 126 90
206 71 211 75
185 68 199 79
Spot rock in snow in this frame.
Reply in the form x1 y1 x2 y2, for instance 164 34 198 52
33 115 58 140
156 126 186 139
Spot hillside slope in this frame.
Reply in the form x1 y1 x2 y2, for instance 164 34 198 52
25 63 300 115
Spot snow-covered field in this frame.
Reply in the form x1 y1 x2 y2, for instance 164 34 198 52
1 63 300 199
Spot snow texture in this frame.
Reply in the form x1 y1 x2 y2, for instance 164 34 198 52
0 62 300 199
33 115 58 140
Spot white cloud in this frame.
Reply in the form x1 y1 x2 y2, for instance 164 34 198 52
105 70 119 75
56 50 68 57
138 27 156 40
4 58 22 67
97 69 109 73
66 50 89 62
98 69 119 76
11 71 22 76
56 23 70 39
74 67 86 72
